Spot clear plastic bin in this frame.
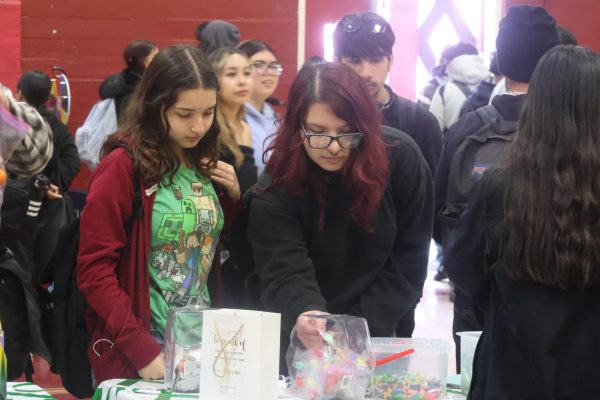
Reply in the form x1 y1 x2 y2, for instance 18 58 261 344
163 305 210 393
457 331 482 395
367 338 450 400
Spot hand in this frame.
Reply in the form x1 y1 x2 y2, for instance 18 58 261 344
210 160 241 201
46 184 63 200
138 352 165 380
295 310 329 351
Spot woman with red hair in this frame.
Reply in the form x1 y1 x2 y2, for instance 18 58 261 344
245 62 433 362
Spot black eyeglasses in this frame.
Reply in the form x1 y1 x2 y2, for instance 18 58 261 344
338 16 388 34
251 61 283 76
302 125 364 149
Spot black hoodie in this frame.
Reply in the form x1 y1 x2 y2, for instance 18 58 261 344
245 127 433 364
99 68 142 118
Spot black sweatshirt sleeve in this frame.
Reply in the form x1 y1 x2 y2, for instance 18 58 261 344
247 192 327 334
53 122 81 192
433 112 481 243
412 105 442 177
445 169 504 302
237 145 258 194
347 141 433 335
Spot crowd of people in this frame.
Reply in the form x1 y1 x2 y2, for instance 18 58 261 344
0 5 598 399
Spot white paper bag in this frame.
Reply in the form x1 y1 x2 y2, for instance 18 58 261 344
200 309 281 400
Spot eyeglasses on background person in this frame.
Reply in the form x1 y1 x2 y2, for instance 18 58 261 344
337 15 388 34
302 124 364 149
251 60 283 75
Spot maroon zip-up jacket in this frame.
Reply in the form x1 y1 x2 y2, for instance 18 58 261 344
77 147 241 383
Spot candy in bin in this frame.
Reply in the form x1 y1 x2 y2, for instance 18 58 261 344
286 314 375 400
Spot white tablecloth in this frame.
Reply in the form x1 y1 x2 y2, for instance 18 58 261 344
6 382 55 399
93 379 466 400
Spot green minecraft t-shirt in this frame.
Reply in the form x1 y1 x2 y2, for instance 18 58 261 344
148 167 223 334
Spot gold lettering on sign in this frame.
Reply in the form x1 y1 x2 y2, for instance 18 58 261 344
212 322 244 378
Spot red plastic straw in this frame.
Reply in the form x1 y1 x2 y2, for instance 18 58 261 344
375 348 415 366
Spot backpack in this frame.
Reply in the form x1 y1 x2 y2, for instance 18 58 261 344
439 80 472 106
0 248 33 382
438 105 517 245
458 80 496 118
74 98 118 170
39 169 141 398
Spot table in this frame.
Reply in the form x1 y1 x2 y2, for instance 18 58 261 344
6 382 55 400
94 378 467 400
93 379 300 400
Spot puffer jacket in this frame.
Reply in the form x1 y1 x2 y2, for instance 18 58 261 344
429 55 491 132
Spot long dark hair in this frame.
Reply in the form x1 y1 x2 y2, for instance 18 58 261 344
237 39 277 59
265 62 390 231
501 45 600 288
102 44 220 186
123 39 157 74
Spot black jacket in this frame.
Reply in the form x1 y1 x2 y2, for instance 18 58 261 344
99 68 142 118
434 93 525 243
39 108 81 193
219 145 257 195
445 169 600 399
245 127 433 337
382 85 442 176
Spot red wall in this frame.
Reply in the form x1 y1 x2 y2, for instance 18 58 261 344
0 0 22 92
21 0 298 188
17 0 600 188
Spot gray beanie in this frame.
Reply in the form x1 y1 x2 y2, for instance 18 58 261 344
197 20 241 55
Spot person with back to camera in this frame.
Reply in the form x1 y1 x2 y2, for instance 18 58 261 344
237 39 283 175
434 5 560 371
332 11 442 177
445 44 600 399
1 71 81 284
77 44 242 382
428 42 490 133
245 62 433 371
99 39 159 118
15 71 80 195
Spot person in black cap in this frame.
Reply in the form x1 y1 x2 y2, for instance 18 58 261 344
333 12 442 176
435 4 560 371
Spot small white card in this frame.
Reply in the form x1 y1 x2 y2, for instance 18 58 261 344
200 309 281 400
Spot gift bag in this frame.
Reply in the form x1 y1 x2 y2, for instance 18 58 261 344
200 309 281 400
286 314 375 400
164 306 208 393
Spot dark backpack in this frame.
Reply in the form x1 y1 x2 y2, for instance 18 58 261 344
39 175 141 398
0 248 34 381
438 105 517 245
458 80 496 118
